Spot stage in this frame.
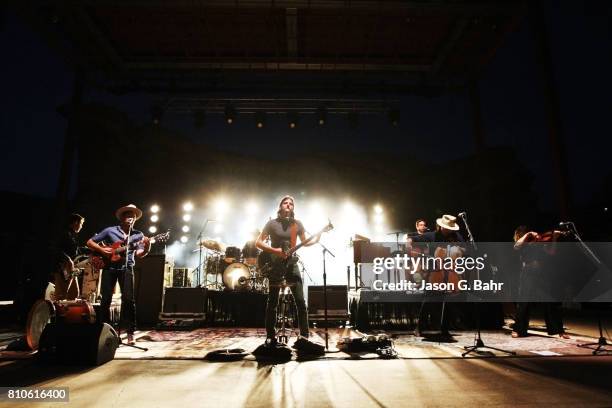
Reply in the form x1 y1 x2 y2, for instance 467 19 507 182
2 312 612 406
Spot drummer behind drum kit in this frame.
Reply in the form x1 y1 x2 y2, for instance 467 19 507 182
198 239 268 292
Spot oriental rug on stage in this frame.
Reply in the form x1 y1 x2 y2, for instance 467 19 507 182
112 328 600 360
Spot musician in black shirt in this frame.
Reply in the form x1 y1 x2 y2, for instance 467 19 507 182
256 195 324 354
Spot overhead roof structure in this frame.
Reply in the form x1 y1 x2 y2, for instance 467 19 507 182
17 1 525 95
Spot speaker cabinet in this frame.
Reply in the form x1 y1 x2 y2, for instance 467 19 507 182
308 285 348 320
133 255 166 325
172 268 192 287
38 322 118 365
163 287 208 314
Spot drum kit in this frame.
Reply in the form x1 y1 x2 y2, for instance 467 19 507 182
197 239 268 293
27 250 114 351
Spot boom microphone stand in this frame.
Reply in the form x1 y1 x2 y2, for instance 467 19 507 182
566 222 612 355
460 212 515 357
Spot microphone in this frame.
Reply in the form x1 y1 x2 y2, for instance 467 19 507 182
559 221 572 227
458 212 467 218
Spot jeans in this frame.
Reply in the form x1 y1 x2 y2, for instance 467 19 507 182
100 267 136 334
265 263 309 338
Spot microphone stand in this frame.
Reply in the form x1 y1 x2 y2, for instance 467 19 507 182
460 212 515 357
119 220 148 352
319 241 336 351
568 222 611 355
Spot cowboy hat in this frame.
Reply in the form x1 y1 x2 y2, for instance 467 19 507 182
436 214 460 231
115 204 143 221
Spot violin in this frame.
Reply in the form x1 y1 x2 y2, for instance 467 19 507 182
524 230 571 243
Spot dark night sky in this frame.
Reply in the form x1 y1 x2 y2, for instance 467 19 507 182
1 2 611 212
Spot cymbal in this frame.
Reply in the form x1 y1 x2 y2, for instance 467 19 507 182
198 239 226 252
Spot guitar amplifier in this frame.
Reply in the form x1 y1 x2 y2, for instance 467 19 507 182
172 268 191 287
307 285 348 321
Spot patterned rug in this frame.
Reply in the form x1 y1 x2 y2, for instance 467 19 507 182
113 327 601 360
0 327 604 361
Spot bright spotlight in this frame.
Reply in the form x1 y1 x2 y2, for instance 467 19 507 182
213 198 230 215
183 202 194 212
150 204 160 213
182 225 190 233
374 204 383 214
150 215 159 223
245 201 258 215
180 236 188 243
183 214 191 222
374 213 384 224
214 224 223 234
149 226 158 234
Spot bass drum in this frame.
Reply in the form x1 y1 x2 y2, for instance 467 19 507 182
26 299 56 350
55 299 97 325
223 263 252 291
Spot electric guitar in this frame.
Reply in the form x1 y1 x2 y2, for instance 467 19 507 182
97 231 170 266
258 221 334 280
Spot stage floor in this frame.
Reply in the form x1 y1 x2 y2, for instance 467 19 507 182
2 316 612 407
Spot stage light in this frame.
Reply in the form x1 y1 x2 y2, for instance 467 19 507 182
255 112 266 128
374 213 384 224
183 202 193 212
374 204 383 214
213 198 230 215
214 224 223 234
287 112 298 129
180 236 188 243
182 225 190 233
245 201 258 215
388 109 400 126
225 104 236 124
150 204 160 213
149 226 158 234
183 214 191 222
150 215 159 223
317 107 327 126
194 111 206 129
151 105 164 125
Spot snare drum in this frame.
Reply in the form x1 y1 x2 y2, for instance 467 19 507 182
224 246 241 264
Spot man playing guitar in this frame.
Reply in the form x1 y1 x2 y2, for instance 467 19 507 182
86 204 151 345
256 195 325 354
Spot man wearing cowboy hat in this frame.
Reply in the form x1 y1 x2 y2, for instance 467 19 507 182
408 214 465 339
86 204 151 345
256 195 324 354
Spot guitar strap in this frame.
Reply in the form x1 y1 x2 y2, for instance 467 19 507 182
290 222 298 249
